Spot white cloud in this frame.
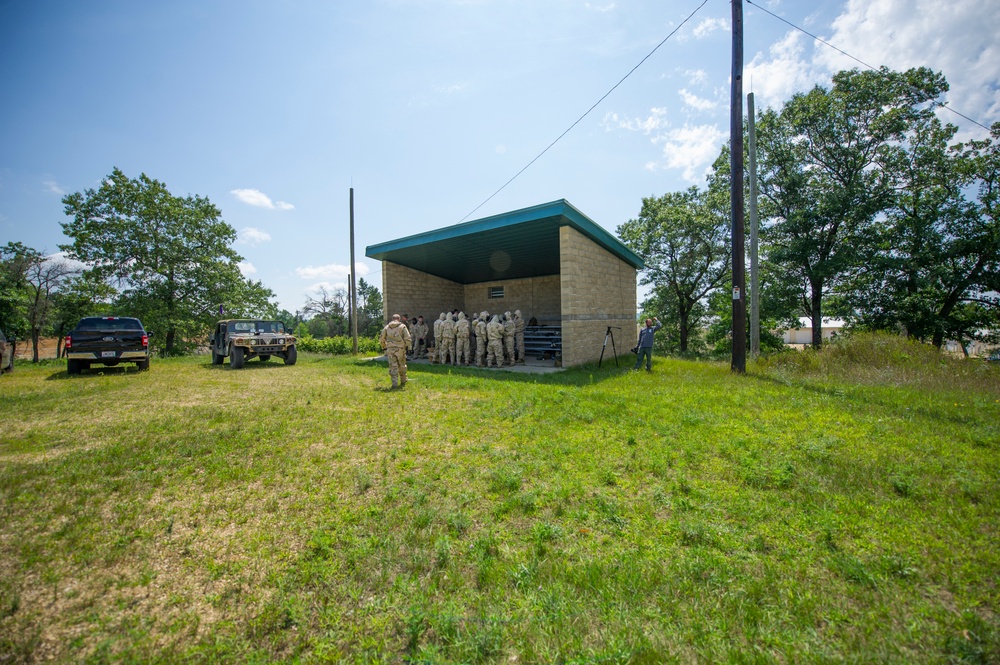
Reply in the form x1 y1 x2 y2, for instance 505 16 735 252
585 2 616 12
744 30 818 111
237 261 257 276
602 107 669 134
295 262 371 281
44 251 87 272
649 124 727 182
692 17 728 39
230 188 294 210
43 180 65 196
238 226 272 245
685 69 708 85
679 89 718 111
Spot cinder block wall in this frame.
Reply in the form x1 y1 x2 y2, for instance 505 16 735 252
463 276 560 324
382 261 464 323
559 226 637 366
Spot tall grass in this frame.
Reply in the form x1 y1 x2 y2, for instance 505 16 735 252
0 343 997 663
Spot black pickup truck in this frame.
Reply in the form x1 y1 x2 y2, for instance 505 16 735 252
64 316 151 374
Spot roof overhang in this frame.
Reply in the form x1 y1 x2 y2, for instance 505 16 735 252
365 199 644 284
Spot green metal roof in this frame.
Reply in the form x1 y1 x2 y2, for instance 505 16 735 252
365 199 643 284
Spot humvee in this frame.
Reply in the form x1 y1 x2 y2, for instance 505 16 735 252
210 319 297 369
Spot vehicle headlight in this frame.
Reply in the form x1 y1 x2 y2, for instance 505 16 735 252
277 338 284 344
236 337 244 345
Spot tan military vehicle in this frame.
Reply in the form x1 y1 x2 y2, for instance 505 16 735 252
210 319 297 369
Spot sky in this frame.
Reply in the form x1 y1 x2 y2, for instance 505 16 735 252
1 0 997 313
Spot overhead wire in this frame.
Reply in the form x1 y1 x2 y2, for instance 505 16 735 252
745 0 993 132
457 0 711 223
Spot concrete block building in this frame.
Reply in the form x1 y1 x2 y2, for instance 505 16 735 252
365 199 643 367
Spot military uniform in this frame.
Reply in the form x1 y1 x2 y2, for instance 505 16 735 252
514 310 526 364
440 313 457 365
486 316 504 368
432 313 445 363
455 312 471 365
413 319 428 358
379 317 412 388
475 314 488 367
502 311 515 366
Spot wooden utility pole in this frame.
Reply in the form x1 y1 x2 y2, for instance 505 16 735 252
748 91 760 358
730 0 746 373
349 188 358 354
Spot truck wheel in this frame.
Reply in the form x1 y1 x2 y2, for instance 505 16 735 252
212 348 224 365
283 345 297 366
230 345 245 369
137 358 150 371
259 355 271 362
67 359 81 375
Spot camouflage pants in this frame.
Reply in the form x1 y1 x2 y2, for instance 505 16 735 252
515 332 525 363
487 339 503 367
387 347 407 387
476 339 486 366
456 337 470 364
432 337 441 363
504 336 515 365
441 337 456 364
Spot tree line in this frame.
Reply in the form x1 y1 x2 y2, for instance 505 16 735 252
1 168 384 361
619 67 1000 355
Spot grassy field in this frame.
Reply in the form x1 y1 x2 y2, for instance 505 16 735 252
1 335 998 663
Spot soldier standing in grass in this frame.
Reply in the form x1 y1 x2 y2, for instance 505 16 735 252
513 309 526 364
432 312 445 364
475 311 488 367
413 316 428 359
455 312 471 365
441 312 457 365
379 314 412 388
502 311 516 367
486 315 504 368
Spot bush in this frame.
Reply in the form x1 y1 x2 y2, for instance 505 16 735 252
295 334 381 355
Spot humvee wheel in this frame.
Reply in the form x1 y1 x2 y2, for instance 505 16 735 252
212 348 224 365
283 345 297 366
230 345 245 369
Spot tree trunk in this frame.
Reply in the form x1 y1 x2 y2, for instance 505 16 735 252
679 307 690 352
31 329 40 362
810 281 824 350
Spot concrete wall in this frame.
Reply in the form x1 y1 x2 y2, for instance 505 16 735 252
382 261 463 323
559 226 637 366
463 275 561 324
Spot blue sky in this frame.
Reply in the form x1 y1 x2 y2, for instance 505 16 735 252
1 0 997 312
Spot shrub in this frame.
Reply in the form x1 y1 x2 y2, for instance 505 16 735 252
295 334 381 356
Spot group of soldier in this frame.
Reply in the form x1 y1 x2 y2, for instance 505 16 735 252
402 309 527 368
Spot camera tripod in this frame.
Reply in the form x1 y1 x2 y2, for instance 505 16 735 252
598 326 621 368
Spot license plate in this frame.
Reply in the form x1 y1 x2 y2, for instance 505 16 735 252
102 351 116 358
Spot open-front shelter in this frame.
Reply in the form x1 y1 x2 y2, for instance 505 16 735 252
365 199 643 366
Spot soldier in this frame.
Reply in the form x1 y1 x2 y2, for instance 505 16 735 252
455 312 471 365
440 312 457 365
475 311 488 367
379 314 412 389
432 312 445 364
413 315 428 359
486 315 504 368
513 309 526 364
502 311 516 367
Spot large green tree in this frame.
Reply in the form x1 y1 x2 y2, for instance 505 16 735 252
25 254 80 361
757 67 949 349
0 242 42 344
618 184 731 353
61 168 276 354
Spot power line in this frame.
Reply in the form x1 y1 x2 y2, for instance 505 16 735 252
458 0 711 223
745 0 993 132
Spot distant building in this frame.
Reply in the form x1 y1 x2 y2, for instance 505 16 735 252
783 317 846 347
365 199 643 366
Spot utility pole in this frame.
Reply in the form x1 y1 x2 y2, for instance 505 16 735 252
748 91 760 358
730 0 746 374
349 188 358 354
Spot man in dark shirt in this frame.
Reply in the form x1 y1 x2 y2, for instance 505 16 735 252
634 317 661 371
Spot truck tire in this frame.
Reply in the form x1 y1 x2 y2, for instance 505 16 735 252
212 348 224 365
136 358 150 371
67 359 81 375
283 345 297 366
230 345 245 369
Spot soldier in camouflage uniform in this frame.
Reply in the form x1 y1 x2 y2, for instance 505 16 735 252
475 312 488 367
413 316 428 359
513 309 526 364
486 315 504 368
502 311 516 367
455 312 471 365
440 312 457 365
379 314 412 388
432 312 445 363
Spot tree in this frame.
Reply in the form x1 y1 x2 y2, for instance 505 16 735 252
757 67 949 349
25 254 80 361
0 242 39 343
356 278 383 337
61 168 276 354
618 185 731 353
50 273 116 357
302 286 348 338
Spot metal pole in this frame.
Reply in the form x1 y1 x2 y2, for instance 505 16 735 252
748 91 760 358
730 0 746 374
350 188 358 354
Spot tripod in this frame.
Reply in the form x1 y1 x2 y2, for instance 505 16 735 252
598 326 620 368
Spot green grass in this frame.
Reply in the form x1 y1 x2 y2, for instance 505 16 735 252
1 335 998 663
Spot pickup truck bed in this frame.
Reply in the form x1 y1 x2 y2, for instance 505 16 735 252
65 316 151 374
